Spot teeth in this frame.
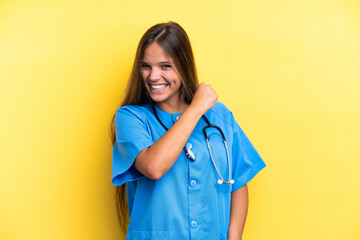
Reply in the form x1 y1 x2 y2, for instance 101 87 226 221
151 84 167 90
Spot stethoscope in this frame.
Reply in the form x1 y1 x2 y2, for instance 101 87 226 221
151 104 234 184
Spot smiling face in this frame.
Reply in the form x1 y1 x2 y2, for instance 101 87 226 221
141 42 184 112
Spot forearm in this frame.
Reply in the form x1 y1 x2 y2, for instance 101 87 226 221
134 105 202 179
228 184 248 240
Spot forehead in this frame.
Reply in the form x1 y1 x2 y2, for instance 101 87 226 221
142 42 171 62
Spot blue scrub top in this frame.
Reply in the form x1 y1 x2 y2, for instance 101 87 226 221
112 102 266 240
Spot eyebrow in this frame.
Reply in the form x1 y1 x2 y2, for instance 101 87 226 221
141 61 172 65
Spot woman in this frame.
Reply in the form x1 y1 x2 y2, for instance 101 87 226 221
111 21 265 240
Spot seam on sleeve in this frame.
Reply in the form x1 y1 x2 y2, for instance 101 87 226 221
231 161 266 192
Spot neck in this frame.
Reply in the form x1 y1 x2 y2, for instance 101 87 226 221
155 99 188 114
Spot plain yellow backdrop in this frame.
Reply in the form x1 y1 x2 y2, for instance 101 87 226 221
1 0 360 239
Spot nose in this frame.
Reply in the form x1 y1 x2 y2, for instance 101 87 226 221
149 68 161 81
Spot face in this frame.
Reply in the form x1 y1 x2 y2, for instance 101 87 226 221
141 42 183 110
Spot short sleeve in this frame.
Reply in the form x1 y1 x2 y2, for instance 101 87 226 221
111 107 154 186
230 112 266 192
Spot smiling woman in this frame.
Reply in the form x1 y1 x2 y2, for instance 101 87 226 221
141 42 184 113
110 21 265 240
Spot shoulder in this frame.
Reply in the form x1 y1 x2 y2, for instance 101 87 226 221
206 101 233 126
115 104 152 123
209 101 231 114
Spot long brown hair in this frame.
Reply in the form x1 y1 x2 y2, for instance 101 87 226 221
110 21 199 233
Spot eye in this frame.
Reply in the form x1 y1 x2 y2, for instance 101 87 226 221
141 63 150 69
162 64 172 69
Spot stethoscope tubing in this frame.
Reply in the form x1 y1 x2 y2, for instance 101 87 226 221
204 126 234 184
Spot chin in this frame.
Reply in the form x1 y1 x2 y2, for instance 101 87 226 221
149 96 166 103
146 91 167 102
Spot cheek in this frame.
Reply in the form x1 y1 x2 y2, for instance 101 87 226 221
176 77 182 86
142 68 152 79
170 78 181 87
170 73 181 86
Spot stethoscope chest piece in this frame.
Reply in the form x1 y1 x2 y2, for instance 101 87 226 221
217 179 235 184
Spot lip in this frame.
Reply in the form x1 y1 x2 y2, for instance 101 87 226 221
148 83 169 93
149 83 168 86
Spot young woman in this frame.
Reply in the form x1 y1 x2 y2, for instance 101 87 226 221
111 21 265 240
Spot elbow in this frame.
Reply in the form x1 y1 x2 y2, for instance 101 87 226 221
145 164 166 180
134 149 168 180
135 159 166 180
147 173 163 181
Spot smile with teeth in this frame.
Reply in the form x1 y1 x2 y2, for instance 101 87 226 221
150 84 168 90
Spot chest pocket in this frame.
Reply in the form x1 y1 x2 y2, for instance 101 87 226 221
207 130 232 193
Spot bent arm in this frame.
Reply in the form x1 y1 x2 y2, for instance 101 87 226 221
228 184 248 240
134 83 218 180
134 105 202 180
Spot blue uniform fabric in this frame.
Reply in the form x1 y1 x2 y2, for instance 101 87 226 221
112 102 266 240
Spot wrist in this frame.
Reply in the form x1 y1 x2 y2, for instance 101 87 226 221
185 104 203 120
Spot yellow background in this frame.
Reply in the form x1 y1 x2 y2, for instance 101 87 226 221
1 0 360 239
